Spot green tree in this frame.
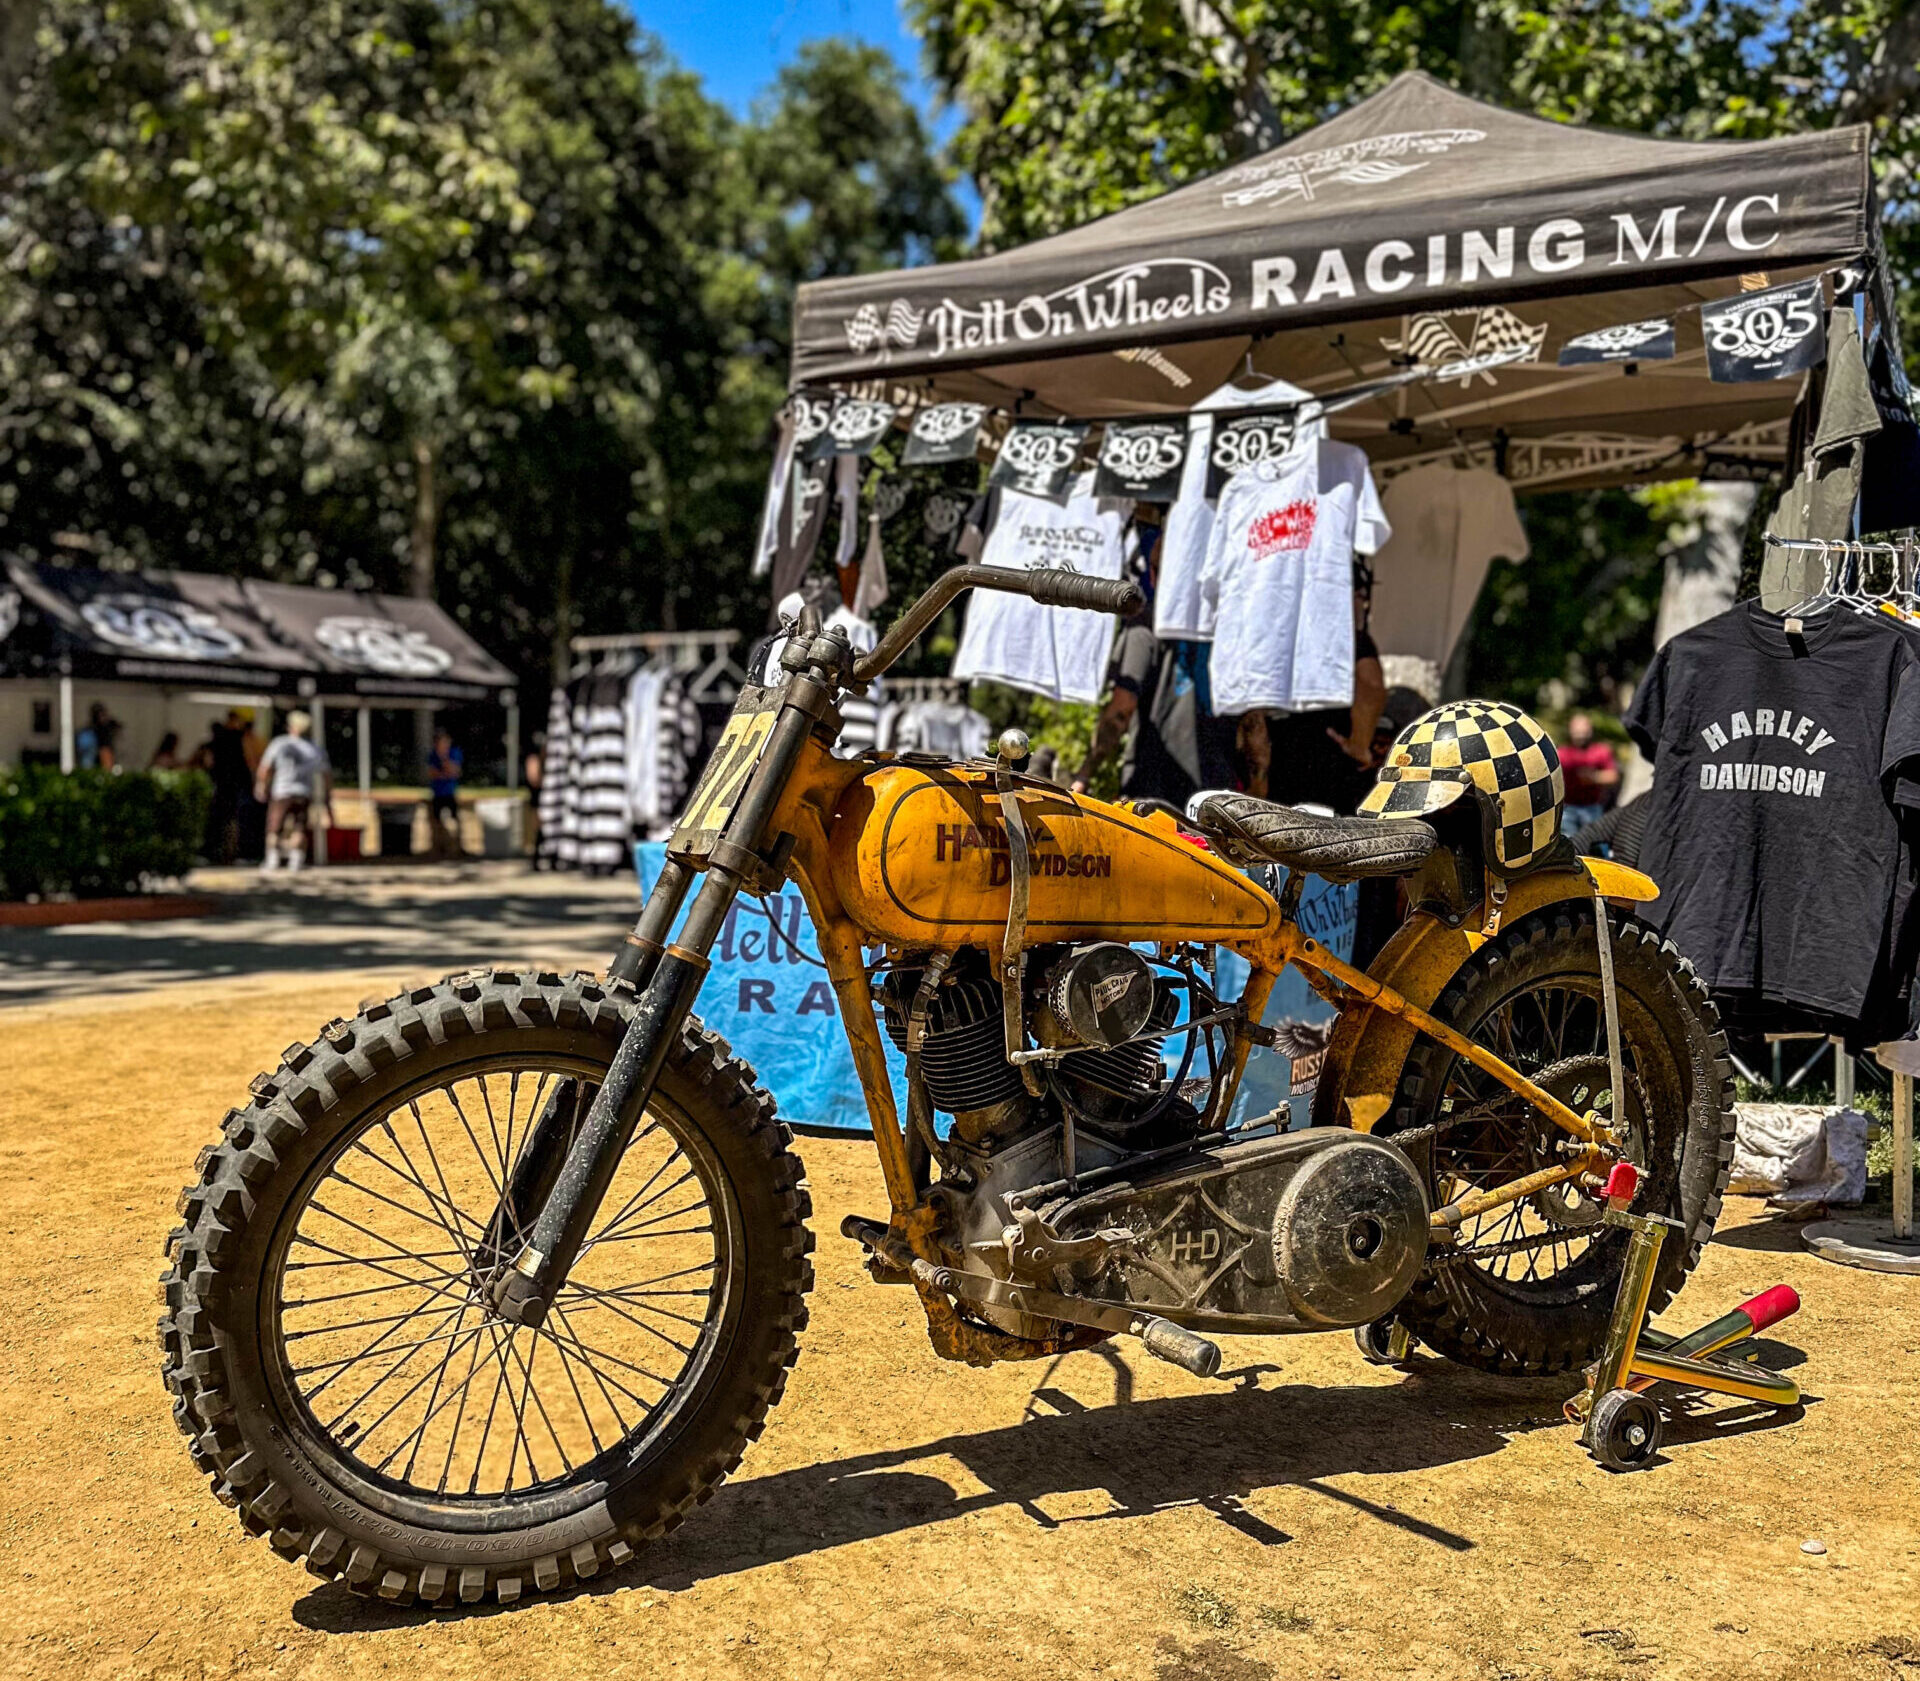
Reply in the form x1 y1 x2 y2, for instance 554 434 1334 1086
0 4 962 687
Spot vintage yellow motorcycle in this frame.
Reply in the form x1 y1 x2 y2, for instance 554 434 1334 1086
160 565 1733 1604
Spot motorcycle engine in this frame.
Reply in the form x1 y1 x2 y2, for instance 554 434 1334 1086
878 943 1184 1152
880 943 1429 1342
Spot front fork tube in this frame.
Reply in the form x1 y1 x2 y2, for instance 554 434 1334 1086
609 855 694 991
489 676 832 1328
472 1078 591 1276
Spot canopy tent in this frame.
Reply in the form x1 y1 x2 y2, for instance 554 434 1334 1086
243 581 515 706
1 559 519 783
791 73 1884 490
0 559 513 705
1 555 313 692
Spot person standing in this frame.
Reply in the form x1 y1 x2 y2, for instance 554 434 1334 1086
254 710 331 872
201 710 253 863
1557 711 1620 836
426 728 465 858
1072 620 1240 809
75 702 121 770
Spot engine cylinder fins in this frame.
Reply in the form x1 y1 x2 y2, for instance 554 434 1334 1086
879 966 1030 1141
1035 942 1158 1049
1271 1136 1430 1328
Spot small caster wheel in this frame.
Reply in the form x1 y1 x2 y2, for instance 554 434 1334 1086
1587 1388 1664 1472
1354 1317 1415 1367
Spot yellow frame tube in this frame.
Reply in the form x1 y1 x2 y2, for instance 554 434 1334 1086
1433 1157 1599 1234
1271 927 1610 1148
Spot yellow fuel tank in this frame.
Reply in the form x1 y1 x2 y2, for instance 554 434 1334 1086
827 764 1277 950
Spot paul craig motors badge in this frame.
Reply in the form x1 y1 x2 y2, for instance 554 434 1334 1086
79 596 245 662
901 402 987 466
1557 317 1676 366
314 617 455 677
1702 279 1826 382
1094 420 1188 502
988 422 1089 500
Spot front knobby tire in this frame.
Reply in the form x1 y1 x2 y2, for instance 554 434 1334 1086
1383 904 1735 1377
158 971 813 1605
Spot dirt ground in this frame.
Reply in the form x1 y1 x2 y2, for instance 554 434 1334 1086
5 974 1919 1681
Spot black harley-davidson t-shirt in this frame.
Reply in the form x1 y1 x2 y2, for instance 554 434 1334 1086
1625 601 1920 1018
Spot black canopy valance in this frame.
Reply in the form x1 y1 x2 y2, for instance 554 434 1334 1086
791 73 1882 488
0 558 514 703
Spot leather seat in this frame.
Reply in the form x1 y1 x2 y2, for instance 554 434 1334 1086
1193 793 1438 882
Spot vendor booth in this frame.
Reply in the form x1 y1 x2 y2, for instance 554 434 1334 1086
674 71 1915 1136
0 559 520 852
786 71 1881 483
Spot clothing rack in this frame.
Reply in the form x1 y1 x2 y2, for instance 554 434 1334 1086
1758 530 1917 1243
1761 534 1918 559
566 629 746 701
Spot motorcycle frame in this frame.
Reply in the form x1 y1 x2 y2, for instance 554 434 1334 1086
639 678 1639 1251
494 596 1658 1356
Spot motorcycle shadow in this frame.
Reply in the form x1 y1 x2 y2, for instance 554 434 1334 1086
295 1351 1577 1630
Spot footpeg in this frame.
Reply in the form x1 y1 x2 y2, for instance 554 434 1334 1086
1134 1315 1222 1378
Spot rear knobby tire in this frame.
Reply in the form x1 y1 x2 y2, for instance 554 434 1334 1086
1384 904 1734 1377
158 970 813 1605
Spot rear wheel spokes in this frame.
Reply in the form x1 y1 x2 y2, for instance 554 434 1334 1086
1435 982 1628 1286
276 1062 727 1500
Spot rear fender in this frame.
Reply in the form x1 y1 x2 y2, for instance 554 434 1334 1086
1311 860 1659 1133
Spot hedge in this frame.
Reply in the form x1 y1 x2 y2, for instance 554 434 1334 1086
0 766 214 900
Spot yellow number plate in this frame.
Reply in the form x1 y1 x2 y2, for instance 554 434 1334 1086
670 688 781 856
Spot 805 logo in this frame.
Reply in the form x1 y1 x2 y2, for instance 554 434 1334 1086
1701 280 1825 382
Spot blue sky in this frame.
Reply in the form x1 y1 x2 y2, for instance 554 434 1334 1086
634 0 935 117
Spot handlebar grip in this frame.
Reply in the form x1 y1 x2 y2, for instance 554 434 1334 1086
1026 568 1145 616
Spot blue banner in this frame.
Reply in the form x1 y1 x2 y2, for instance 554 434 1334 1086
634 843 1353 1133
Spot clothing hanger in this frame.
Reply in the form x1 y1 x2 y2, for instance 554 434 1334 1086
1781 536 1836 620
1229 341 1279 392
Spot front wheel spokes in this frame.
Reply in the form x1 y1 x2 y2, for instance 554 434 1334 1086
277 1064 727 1499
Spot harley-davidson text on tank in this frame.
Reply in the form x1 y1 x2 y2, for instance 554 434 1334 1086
933 818 1112 886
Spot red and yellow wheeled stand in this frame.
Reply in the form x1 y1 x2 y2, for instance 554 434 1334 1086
1565 1163 1803 1471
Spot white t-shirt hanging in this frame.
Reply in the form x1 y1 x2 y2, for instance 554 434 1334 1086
1155 376 1322 642
1201 439 1390 715
951 473 1129 704
1367 465 1530 667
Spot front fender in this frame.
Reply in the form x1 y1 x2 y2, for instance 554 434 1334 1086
1311 859 1658 1133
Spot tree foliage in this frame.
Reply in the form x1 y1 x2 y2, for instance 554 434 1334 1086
0 4 961 682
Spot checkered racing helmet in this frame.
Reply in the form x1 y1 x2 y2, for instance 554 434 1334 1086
1357 701 1565 874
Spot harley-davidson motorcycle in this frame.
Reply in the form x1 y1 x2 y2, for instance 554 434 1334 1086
160 565 1733 1604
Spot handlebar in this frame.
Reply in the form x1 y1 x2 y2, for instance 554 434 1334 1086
850 565 1145 684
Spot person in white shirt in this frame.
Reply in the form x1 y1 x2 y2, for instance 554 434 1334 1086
254 711 331 872
1199 437 1390 718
